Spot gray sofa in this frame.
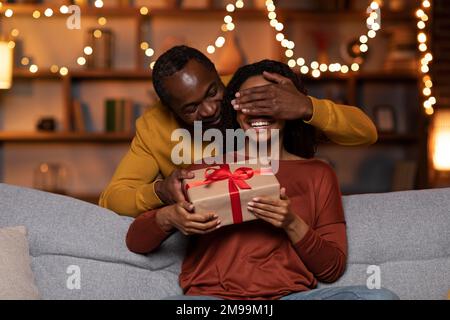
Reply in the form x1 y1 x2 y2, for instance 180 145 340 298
0 183 449 300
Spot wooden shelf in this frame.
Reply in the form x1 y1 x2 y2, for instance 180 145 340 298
14 69 417 82
0 5 415 22
0 132 134 143
13 69 153 81
300 71 418 82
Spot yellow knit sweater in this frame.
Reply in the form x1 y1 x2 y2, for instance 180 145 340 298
99 96 377 217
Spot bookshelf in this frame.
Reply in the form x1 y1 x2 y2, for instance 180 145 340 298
0 2 428 203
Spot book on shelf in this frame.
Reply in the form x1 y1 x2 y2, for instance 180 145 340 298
73 100 86 132
73 99 95 132
105 98 145 134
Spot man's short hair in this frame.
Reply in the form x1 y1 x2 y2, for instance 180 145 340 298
152 45 217 107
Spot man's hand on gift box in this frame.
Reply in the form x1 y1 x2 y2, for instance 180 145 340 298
155 169 195 204
247 188 310 244
156 201 221 235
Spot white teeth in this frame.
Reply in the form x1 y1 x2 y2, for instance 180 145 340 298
250 121 271 128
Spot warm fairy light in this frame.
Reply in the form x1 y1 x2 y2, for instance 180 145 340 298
98 17 107 25
50 65 59 73
227 22 235 31
215 36 225 48
32 10 41 19
60 5 69 14
226 4 235 12
300 66 309 74
94 0 104 9
423 88 431 96
21 57 30 66
319 64 328 72
7 41 15 49
11 29 19 37
360 35 368 43
207 45 215 54
29 64 38 73
5 9 13 17
274 33 283 42
287 59 296 68
59 67 69 76
351 63 360 72
140 6 149 15
235 0 244 9
341 65 349 73
224 15 233 24
311 61 319 69
140 42 149 50
93 29 102 38
296 58 305 66
84 46 93 55
44 8 53 17
417 21 426 29
312 69 321 78
77 57 86 65
145 48 154 57
419 43 427 52
360 44 369 52
285 49 293 58
418 32 427 43
275 22 284 31
149 61 155 69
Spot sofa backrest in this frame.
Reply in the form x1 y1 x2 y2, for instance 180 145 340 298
0 183 449 299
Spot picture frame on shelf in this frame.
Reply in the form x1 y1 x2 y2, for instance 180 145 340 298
372 104 397 134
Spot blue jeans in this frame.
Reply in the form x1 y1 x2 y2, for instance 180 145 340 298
164 286 400 300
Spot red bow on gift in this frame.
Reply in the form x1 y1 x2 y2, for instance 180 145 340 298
185 164 256 224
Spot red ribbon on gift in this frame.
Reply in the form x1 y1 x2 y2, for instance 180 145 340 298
185 164 257 224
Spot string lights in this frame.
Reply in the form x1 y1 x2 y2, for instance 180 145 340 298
0 4 83 75
416 0 436 115
0 0 438 109
207 0 381 78
138 6 157 69
206 0 244 55
265 0 382 77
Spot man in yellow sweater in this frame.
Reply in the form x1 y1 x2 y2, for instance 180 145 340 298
99 46 377 217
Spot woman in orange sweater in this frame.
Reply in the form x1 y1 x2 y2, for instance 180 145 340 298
126 60 399 300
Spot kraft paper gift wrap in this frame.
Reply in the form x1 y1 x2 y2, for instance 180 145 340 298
183 163 280 227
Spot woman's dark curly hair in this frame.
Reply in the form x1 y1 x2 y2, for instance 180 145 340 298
223 59 317 159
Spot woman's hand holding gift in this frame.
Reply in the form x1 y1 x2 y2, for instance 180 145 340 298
156 201 221 236
247 187 310 244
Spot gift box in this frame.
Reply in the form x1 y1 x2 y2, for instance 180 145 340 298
183 163 280 227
